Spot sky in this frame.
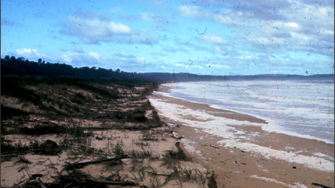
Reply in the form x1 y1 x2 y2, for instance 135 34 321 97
1 0 334 75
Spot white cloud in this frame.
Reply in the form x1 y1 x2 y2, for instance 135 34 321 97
201 34 226 44
138 57 149 63
285 22 299 29
108 21 131 33
215 15 233 25
88 51 101 59
322 30 334 35
214 46 226 54
59 51 101 67
270 21 300 31
62 16 132 44
16 48 46 58
140 12 156 21
60 51 87 63
177 5 202 18
208 64 231 69
17 48 35 54
76 17 131 34
61 53 73 63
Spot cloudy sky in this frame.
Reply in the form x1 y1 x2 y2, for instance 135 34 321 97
1 0 334 75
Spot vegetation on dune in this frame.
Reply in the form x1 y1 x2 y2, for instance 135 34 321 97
0 59 218 188
1 105 29 118
1 76 161 152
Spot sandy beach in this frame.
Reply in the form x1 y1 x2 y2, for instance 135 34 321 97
1 77 333 188
149 85 334 188
1 77 218 188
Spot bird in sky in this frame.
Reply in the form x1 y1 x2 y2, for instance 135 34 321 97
195 28 207 35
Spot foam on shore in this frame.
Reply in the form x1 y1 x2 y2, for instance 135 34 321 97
158 81 334 144
149 97 334 173
250 175 308 188
154 90 334 145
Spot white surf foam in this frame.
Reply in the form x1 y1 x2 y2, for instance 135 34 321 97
148 97 334 173
157 80 334 144
154 90 334 144
217 139 334 173
250 175 308 188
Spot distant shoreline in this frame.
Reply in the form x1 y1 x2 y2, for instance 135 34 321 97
2 56 334 82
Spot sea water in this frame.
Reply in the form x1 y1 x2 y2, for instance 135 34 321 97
149 79 335 172
161 80 334 144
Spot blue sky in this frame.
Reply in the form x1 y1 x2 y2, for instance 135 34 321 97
1 0 334 75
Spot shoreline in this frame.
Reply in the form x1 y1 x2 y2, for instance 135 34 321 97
149 84 334 188
157 84 334 145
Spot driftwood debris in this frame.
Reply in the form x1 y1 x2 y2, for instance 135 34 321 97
33 148 63 155
17 172 137 188
19 157 32 164
65 155 129 169
86 179 136 186
31 174 43 179
124 124 162 130
210 145 219 149
175 142 191 161
207 171 218 188
2 154 20 158
18 166 26 172
146 171 172 177
140 137 159 141
312 182 333 188
21 179 47 188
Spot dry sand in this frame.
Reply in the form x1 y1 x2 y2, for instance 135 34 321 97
150 85 334 188
1 125 215 188
1 127 214 187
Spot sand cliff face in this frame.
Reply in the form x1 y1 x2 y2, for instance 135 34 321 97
1 77 217 188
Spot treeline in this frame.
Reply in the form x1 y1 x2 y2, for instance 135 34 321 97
1 55 334 81
1 55 222 81
1 55 136 79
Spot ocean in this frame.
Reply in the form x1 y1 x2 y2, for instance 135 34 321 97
156 79 334 144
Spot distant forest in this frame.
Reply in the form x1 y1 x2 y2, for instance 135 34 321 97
1 55 133 79
1 55 334 82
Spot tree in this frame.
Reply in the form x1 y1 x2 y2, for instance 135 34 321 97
4 55 10 61
18 57 25 62
10 56 16 61
38 59 42 64
116 68 120 73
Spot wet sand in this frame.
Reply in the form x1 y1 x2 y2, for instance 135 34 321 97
149 85 334 188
